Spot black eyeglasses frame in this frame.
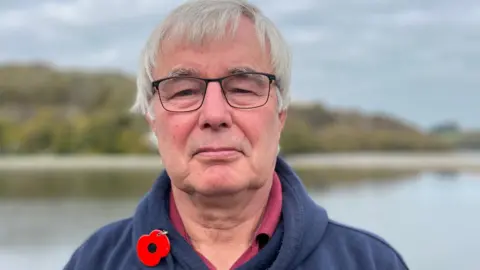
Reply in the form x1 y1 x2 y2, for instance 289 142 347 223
151 72 277 112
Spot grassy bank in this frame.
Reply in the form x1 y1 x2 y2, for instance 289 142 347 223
2 152 480 171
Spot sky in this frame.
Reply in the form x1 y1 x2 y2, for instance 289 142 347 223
1 0 479 129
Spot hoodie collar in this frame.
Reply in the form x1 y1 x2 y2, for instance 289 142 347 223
131 156 329 270
266 157 329 269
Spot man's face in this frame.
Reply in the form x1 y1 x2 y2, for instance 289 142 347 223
147 17 287 196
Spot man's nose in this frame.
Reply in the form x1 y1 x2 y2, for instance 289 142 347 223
198 82 233 130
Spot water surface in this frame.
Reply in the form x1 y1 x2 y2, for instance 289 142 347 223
1 169 479 270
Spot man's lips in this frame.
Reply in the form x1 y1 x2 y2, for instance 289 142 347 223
193 147 242 158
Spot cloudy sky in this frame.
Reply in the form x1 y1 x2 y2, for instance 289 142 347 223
1 0 479 129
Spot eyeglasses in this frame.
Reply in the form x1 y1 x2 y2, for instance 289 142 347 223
151 72 276 112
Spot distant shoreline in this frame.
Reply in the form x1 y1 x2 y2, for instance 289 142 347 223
2 152 480 171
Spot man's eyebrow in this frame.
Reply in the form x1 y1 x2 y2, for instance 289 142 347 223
228 66 258 74
167 67 199 77
167 66 259 78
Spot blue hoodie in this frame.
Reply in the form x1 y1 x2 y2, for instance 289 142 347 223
64 157 409 270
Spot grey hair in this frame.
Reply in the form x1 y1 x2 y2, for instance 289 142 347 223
130 0 292 118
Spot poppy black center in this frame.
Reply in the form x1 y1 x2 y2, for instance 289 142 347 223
148 243 157 253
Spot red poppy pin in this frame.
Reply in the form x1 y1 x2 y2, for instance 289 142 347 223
136 229 171 267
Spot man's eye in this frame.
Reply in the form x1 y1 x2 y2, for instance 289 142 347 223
231 88 253 94
176 90 196 96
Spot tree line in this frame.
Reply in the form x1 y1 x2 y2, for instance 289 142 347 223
0 63 460 155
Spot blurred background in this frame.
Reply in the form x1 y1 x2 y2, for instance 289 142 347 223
1 0 479 269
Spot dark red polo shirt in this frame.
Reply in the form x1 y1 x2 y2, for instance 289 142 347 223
169 172 283 269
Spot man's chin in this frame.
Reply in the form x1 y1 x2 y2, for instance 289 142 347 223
191 157 243 175
190 173 248 196
194 186 244 198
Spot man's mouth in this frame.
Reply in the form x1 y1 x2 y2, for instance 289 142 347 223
193 147 242 159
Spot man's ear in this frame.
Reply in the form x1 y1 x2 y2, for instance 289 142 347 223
145 112 156 132
278 109 287 130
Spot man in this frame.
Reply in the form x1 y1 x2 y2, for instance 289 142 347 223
64 0 409 269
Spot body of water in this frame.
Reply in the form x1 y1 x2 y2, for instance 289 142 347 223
1 169 479 270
